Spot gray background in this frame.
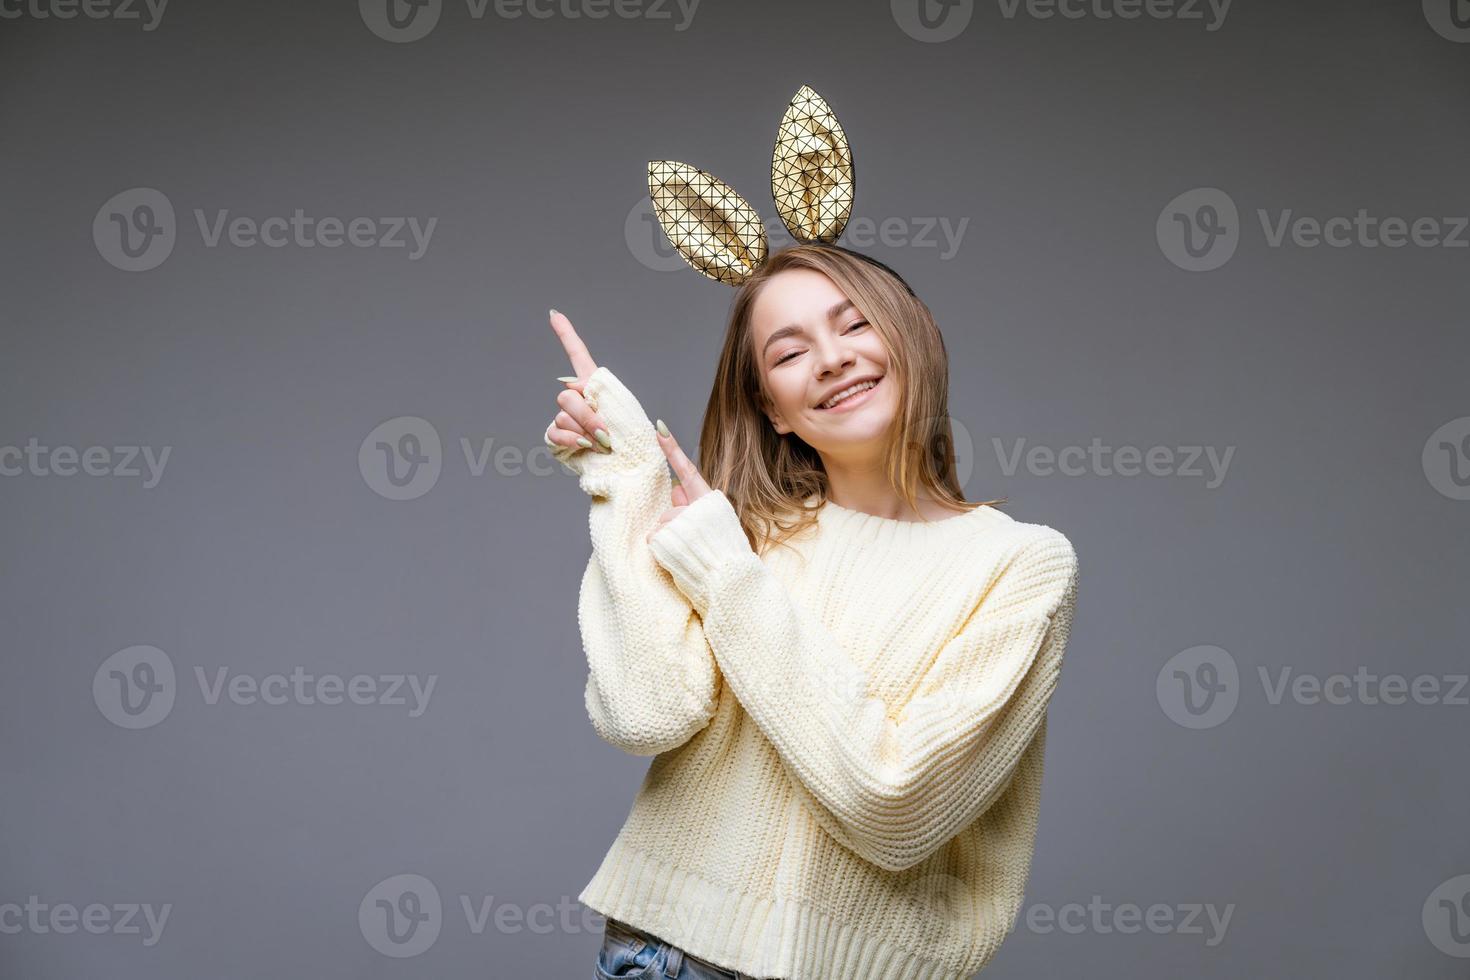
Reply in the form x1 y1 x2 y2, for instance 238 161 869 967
3 0 1468 976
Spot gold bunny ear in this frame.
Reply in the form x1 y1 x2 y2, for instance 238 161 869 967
648 160 770 286
771 85 855 244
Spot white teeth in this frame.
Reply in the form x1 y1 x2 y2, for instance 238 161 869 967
819 379 878 409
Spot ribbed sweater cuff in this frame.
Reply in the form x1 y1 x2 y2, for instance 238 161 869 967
647 490 754 616
544 366 666 496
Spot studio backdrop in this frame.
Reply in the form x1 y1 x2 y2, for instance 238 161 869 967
1 0 1467 977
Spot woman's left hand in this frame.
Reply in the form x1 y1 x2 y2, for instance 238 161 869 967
646 421 713 543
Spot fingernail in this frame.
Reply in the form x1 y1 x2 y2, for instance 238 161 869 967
556 375 577 383
549 308 560 318
576 436 593 449
594 428 611 448
655 418 670 438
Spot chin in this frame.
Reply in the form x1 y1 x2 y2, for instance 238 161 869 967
800 414 894 451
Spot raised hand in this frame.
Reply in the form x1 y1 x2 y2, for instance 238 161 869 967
646 421 712 542
543 309 612 455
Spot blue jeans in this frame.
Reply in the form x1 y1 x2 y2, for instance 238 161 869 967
594 917 768 980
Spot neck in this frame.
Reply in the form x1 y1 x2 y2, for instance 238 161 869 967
819 458 933 522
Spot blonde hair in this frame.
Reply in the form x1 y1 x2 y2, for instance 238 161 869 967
691 243 1005 556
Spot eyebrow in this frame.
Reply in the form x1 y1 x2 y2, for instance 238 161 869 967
761 299 858 356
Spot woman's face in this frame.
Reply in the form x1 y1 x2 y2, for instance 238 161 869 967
749 267 896 461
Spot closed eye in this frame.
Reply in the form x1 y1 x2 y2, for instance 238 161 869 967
773 321 869 365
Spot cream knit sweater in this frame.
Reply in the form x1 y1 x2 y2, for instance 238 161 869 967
549 367 1080 980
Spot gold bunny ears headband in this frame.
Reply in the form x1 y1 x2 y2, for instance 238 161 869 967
648 84 855 286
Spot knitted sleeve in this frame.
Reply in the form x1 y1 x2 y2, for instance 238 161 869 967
647 489 1080 873
544 366 720 757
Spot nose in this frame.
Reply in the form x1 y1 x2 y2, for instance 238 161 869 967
811 334 856 381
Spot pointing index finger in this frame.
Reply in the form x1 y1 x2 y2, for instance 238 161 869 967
657 426 700 486
548 309 597 379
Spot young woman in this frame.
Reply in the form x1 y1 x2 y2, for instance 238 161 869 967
543 243 1080 980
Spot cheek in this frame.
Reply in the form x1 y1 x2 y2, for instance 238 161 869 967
858 334 890 368
768 376 810 417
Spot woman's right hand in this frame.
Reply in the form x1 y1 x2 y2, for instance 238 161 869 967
543 309 612 456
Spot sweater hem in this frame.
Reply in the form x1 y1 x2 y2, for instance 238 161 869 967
577 836 974 980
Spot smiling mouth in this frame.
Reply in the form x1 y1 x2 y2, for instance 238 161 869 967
815 376 883 410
